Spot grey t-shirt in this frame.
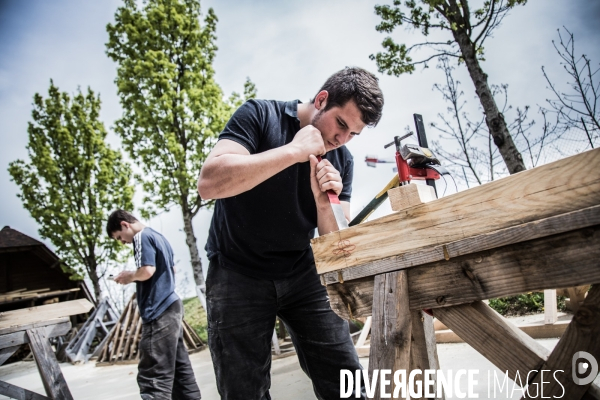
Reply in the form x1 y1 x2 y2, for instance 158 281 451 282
133 227 179 322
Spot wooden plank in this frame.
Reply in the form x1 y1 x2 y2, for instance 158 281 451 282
98 300 128 363
128 312 143 360
544 289 558 324
121 306 140 360
312 148 600 275
368 271 412 400
0 299 92 330
0 320 71 350
322 204 600 284
326 227 600 319
0 318 70 340
113 297 134 361
0 288 79 304
27 328 74 400
0 345 20 366
436 320 571 343
0 380 50 400
522 285 600 399
434 301 550 384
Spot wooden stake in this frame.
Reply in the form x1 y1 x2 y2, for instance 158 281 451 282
27 327 74 400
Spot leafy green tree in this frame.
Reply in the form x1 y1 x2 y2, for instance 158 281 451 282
8 82 134 300
371 0 527 174
106 0 255 309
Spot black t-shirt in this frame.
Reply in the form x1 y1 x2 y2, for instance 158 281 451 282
205 99 354 279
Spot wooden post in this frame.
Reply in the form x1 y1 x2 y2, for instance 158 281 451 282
27 327 74 400
369 270 413 399
544 289 558 325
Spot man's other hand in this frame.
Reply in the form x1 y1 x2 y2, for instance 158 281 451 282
309 155 343 197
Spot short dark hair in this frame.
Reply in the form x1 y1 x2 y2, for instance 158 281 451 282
106 210 138 238
312 67 384 127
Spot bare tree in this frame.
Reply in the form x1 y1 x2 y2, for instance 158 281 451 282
542 27 599 149
431 58 562 187
430 57 502 185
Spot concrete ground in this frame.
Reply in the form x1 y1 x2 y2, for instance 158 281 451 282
1 313 598 399
0 339 574 400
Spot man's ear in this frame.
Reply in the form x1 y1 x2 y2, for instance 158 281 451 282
314 90 329 111
120 221 129 231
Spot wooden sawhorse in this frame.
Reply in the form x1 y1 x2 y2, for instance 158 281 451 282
0 299 93 399
313 149 600 399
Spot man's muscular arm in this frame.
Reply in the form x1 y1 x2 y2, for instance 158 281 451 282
198 125 326 200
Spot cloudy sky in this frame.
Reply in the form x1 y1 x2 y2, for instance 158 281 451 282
1 0 598 298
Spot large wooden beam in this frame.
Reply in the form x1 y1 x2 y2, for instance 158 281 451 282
321 205 600 285
326 227 600 320
312 148 600 275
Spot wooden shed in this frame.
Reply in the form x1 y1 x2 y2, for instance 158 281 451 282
0 226 94 313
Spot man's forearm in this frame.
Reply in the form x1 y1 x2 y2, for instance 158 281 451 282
133 267 154 282
315 195 342 235
199 145 301 199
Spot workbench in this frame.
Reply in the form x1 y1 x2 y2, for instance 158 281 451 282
312 148 600 399
0 299 93 400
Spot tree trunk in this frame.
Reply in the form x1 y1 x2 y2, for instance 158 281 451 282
181 203 207 311
86 256 101 302
452 28 526 175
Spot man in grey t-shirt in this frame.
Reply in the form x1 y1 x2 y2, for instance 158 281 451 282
107 210 201 400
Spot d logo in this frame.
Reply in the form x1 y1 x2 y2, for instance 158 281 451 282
572 351 598 386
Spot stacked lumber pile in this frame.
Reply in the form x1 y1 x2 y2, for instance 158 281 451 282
96 294 204 366
0 288 80 306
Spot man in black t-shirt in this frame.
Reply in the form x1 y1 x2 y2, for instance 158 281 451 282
198 67 384 400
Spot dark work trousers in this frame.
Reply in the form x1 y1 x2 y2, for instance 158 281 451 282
138 299 201 400
206 258 365 400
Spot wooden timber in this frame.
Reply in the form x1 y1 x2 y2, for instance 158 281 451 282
0 381 50 400
311 148 600 275
434 301 550 384
0 299 92 330
27 328 74 400
325 225 600 320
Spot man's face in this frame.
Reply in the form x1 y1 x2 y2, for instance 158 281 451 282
311 97 366 153
111 222 135 244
